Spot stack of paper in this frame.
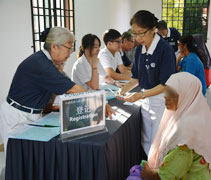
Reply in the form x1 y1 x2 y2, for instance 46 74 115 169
14 126 60 141
13 113 60 142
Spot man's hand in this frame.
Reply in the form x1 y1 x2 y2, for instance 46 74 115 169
115 82 126 88
105 104 116 120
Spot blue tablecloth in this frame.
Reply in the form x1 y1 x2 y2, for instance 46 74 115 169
5 99 146 180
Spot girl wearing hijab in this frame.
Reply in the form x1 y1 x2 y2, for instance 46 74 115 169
141 72 211 180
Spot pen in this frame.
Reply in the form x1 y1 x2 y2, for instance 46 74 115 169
28 124 59 128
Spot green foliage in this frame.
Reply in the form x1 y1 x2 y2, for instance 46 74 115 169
162 0 184 34
162 0 209 38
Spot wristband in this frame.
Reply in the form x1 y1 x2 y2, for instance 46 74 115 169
141 91 145 99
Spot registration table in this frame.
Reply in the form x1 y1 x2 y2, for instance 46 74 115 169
5 99 147 180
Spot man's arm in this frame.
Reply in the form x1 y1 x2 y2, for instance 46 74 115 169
124 64 133 71
117 64 131 75
66 84 87 94
105 67 131 80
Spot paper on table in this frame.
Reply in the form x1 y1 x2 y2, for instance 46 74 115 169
106 91 116 100
35 112 60 127
99 83 120 91
13 126 60 141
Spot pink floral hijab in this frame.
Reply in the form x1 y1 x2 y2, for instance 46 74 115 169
148 72 211 169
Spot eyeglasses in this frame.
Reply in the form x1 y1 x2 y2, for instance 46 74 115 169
61 45 74 51
129 39 135 43
131 29 150 37
111 40 122 44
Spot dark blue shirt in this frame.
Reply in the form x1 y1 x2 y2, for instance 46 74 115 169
178 52 207 95
121 52 132 67
8 51 75 109
163 28 181 52
116 52 131 73
132 38 176 89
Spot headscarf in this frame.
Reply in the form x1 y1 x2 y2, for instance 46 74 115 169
148 72 211 169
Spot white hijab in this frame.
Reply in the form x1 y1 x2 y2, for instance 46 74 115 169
148 72 211 169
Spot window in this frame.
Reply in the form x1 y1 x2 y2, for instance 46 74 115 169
30 0 75 52
162 0 185 34
162 0 210 40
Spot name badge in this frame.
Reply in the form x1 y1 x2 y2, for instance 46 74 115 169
169 42 175 46
151 63 156 68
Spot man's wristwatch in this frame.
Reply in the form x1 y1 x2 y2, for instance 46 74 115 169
140 91 145 99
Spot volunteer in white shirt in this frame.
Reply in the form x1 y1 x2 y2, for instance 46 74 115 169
99 46 123 72
98 29 131 81
72 34 123 90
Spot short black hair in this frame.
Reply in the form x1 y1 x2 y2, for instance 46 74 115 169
121 31 132 41
157 20 168 30
130 10 158 29
103 29 121 45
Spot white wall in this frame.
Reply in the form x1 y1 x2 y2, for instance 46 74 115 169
64 0 133 77
131 0 162 19
0 0 33 144
0 0 33 103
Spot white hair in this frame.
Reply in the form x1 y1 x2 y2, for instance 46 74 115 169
44 27 74 50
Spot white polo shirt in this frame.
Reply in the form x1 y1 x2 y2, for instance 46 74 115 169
71 54 107 90
98 47 123 71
